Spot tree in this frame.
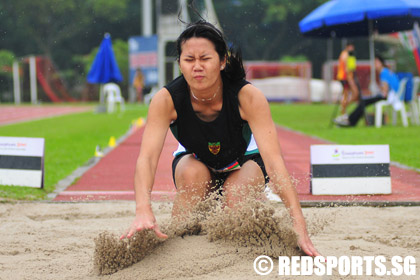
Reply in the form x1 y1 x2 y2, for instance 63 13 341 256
0 0 139 98
214 0 347 77
0 50 15 77
0 0 137 62
0 0 392 94
0 50 16 101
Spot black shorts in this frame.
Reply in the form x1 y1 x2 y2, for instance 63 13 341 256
171 152 269 189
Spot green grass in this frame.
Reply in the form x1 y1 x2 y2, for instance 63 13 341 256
0 104 148 200
270 103 420 170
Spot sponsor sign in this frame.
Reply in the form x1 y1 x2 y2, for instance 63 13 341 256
310 145 391 195
0 137 45 188
128 35 158 87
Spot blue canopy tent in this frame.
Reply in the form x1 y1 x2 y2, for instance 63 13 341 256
87 33 123 103
300 0 420 37
299 0 420 94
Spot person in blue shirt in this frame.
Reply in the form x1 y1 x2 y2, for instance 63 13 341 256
335 55 402 127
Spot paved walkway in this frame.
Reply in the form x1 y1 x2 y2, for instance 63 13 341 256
0 105 92 126
54 125 420 205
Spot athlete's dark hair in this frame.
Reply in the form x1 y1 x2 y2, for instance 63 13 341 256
176 20 246 81
375 54 387 68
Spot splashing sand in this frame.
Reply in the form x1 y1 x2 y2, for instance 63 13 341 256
94 230 165 275
203 199 301 257
93 190 317 275
1 202 419 279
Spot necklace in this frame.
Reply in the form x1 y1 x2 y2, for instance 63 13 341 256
190 85 221 102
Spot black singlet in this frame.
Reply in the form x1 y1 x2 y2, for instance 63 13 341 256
165 74 255 171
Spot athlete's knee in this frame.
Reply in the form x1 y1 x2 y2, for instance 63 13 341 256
224 162 265 194
175 159 211 186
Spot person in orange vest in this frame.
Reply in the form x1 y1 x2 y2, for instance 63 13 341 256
133 68 145 103
335 42 360 123
335 55 401 127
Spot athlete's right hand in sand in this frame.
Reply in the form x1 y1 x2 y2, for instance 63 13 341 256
293 222 322 257
120 205 168 240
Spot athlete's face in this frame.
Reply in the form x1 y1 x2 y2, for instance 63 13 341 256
179 37 226 91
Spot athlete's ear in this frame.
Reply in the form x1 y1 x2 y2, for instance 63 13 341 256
220 55 227 70
177 58 182 74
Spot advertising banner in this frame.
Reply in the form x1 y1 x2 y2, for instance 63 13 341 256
0 136 45 188
128 35 158 87
310 145 391 195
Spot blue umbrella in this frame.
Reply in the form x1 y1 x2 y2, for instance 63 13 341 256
299 0 420 92
300 0 420 38
87 33 123 84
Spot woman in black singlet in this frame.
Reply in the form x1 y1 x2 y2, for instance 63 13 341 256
121 20 320 257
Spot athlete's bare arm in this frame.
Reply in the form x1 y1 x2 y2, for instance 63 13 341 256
121 88 176 239
238 84 321 257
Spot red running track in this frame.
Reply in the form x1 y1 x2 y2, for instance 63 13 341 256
0 105 92 126
54 125 420 205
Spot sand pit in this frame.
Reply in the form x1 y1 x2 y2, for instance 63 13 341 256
0 201 419 279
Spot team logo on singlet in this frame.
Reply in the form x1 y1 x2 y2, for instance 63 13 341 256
208 142 221 155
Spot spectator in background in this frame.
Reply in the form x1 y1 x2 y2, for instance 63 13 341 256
335 55 402 127
133 68 144 103
335 42 360 123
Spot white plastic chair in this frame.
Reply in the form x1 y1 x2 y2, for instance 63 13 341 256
103 83 125 113
408 76 420 125
375 78 409 128
144 86 159 104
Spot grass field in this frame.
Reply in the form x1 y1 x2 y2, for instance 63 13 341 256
270 103 420 170
0 104 148 200
0 102 418 200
